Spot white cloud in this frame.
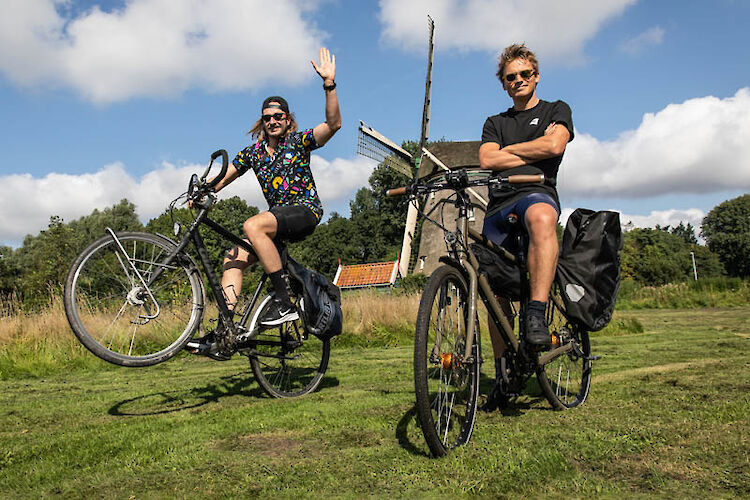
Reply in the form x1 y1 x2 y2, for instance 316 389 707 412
620 26 665 55
311 155 377 207
378 0 636 61
560 207 705 234
559 88 750 197
0 0 324 103
0 154 373 246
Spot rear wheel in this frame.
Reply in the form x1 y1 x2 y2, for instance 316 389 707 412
414 265 480 456
64 232 204 367
537 285 592 409
245 294 330 398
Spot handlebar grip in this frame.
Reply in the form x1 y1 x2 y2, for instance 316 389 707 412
206 149 229 189
507 174 545 184
386 187 408 197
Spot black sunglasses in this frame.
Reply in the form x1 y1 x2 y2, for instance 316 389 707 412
505 69 536 82
262 112 287 123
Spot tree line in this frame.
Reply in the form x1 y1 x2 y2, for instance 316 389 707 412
1 159 747 310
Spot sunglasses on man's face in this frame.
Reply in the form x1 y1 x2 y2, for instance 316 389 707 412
262 112 287 123
504 69 536 82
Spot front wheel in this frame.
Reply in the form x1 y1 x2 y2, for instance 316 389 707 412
244 294 330 398
64 232 204 367
537 285 592 409
414 265 480 457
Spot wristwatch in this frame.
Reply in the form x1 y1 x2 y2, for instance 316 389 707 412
323 81 337 91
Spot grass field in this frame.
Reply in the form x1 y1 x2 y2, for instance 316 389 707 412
1 307 748 498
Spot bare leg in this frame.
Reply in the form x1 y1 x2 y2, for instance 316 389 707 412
525 203 559 302
243 212 281 274
222 239 257 311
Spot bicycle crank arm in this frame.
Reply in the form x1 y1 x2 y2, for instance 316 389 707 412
536 342 575 367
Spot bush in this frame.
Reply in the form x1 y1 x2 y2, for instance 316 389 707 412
394 273 428 294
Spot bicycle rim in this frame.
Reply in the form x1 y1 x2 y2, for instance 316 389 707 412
245 295 330 398
414 265 480 456
64 232 203 367
537 286 592 409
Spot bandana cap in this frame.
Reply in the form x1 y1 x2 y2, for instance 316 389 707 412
261 96 289 114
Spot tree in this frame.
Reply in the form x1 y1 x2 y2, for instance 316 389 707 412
18 216 79 304
621 227 723 285
656 222 698 245
0 245 21 298
289 213 359 278
146 196 260 277
701 194 750 277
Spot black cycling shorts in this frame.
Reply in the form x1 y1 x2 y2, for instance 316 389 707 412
269 205 318 242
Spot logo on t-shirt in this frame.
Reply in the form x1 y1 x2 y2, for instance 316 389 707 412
529 118 539 126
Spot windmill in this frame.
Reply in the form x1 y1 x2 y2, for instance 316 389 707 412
357 16 435 277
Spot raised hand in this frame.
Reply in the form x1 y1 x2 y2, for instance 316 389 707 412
311 47 336 84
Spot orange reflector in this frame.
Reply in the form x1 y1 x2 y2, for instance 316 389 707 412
441 353 454 370
551 333 561 348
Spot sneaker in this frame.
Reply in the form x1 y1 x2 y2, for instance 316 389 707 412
185 332 232 361
260 299 299 326
525 313 552 349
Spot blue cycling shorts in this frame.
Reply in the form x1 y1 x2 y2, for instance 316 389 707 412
481 192 560 251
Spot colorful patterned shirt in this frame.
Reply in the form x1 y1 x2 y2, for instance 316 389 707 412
233 128 323 221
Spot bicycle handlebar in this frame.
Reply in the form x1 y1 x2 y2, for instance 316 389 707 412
202 149 229 189
386 171 545 197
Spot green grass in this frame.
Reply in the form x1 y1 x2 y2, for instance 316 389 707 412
1 308 748 498
617 277 750 309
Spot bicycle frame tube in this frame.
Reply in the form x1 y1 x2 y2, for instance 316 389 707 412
450 196 521 360
140 205 261 340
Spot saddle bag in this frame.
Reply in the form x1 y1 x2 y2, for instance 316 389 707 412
286 257 343 339
556 208 623 331
471 243 522 301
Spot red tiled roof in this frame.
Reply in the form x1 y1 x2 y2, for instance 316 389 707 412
333 261 400 288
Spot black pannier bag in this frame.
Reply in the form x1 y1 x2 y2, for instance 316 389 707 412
471 243 522 301
556 209 623 331
286 257 343 339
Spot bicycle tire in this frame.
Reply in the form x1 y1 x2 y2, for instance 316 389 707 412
537 283 592 409
414 265 480 457
64 232 204 367
245 294 330 398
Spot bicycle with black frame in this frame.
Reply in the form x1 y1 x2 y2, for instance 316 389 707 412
388 168 598 456
64 150 330 398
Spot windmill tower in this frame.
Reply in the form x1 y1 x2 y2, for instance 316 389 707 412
398 16 434 276
356 17 435 277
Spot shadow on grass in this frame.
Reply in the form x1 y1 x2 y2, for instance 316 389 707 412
108 372 340 416
395 405 431 458
477 371 550 416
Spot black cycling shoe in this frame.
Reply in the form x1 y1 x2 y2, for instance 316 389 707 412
481 381 507 412
260 299 299 326
525 313 552 350
185 332 233 361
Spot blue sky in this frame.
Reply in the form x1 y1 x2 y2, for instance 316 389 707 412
1 0 749 247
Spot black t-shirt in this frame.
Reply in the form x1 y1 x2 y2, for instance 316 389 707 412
481 99 574 215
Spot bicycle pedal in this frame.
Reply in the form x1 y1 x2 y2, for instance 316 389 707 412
585 354 602 361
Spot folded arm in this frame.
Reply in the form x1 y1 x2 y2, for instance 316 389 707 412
480 123 570 171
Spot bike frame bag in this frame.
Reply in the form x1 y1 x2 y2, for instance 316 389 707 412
471 243 523 301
